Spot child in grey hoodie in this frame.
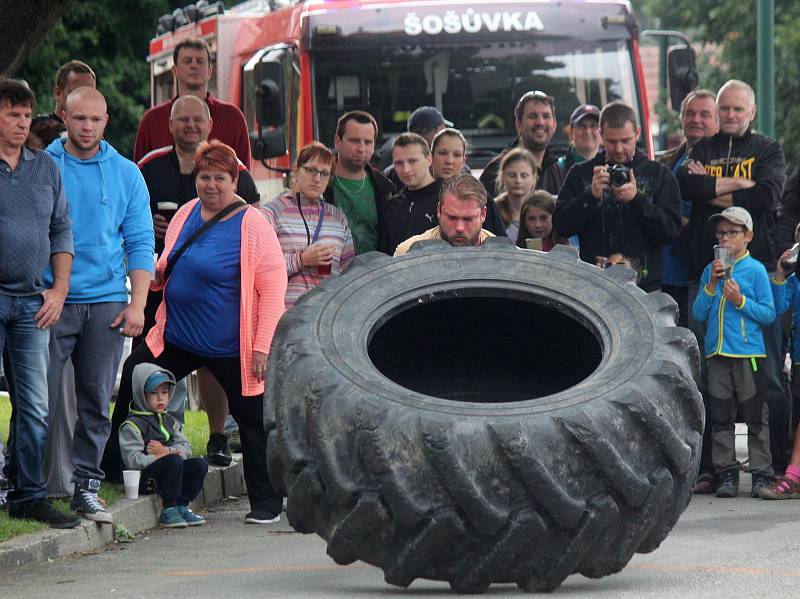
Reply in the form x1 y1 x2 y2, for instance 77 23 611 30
119 363 208 528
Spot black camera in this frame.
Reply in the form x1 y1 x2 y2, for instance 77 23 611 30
608 164 631 187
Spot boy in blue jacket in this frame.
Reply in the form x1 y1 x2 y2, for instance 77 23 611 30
692 206 776 498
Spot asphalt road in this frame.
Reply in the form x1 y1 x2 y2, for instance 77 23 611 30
3 477 800 599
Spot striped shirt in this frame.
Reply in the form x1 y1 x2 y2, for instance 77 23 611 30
262 191 355 308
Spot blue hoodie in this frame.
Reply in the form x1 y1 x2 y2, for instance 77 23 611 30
45 139 154 303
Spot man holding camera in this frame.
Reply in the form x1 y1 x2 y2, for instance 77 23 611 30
553 102 682 290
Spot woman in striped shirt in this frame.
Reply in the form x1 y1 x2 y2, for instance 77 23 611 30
263 142 355 308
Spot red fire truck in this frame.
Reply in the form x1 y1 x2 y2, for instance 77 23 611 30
147 0 695 197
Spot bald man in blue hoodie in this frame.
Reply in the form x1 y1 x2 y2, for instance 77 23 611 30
45 87 154 523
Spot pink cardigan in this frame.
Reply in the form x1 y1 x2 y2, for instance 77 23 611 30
146 199 287 396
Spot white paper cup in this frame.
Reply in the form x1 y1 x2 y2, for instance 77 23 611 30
123 470 141 500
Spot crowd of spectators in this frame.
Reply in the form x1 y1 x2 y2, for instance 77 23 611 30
2 34 800 531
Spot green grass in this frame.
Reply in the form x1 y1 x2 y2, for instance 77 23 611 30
0 393 210 542
183 409 211 458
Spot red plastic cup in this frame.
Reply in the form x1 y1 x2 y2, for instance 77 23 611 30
317 263 332 276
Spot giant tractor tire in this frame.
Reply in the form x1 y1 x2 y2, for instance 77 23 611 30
264 239 702 593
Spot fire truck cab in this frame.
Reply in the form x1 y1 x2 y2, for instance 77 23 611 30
148 0 695 198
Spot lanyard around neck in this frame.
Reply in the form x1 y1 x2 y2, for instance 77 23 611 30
297 193 325 246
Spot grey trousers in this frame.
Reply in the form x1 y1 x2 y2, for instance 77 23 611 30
43 358 76 497
708 356 773 476
47 302 125 485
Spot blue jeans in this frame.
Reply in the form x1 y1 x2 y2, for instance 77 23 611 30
0 293 49 507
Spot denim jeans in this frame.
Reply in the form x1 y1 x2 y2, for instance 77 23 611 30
0 293 49 507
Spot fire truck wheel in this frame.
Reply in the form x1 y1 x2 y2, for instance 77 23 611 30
264 238 703 593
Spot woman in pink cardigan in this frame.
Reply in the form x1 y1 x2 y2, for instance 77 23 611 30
106 141 287 525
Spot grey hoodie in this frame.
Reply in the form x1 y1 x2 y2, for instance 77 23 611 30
119 363 191 470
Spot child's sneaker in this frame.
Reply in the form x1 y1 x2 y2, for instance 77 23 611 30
715 469 739 498
750 473 772 498
71 479 113 523
159 506 188 528
759 476 800 499
693 472 716 494
177 505 205 526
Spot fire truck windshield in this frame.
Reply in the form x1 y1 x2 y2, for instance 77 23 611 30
312 37 638 165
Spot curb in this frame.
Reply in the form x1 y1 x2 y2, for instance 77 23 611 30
0 457 244 574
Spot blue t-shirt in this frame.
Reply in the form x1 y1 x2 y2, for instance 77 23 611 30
661 152 691 286
164 204 244 357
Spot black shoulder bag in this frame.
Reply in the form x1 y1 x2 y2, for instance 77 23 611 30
163 200 246 281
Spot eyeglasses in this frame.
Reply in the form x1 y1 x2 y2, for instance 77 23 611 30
715 229 746 239
301 165 331 179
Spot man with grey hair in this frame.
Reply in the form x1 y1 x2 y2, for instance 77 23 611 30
677 78 788 478
394 173 494 255
659 89 719 323
658 88 719 493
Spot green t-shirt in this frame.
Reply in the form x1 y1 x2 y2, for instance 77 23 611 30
332 175 378 254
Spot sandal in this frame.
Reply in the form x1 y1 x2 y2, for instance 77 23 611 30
759 476 800 500
693 472 716 494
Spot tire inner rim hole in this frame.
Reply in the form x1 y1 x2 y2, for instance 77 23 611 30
368 295 603 403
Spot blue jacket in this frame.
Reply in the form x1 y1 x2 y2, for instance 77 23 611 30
45 139 154 303
692 252 775 358
771 274 800 362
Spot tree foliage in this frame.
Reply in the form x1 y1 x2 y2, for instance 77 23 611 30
633 0 800 166
0 1 73 75
11 1 185 158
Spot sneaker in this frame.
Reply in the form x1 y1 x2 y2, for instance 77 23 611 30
159 506 188 528
715 470 739 498
750 473 772 498
71 479 113 524
177 505 205 526
9 498 81 529
206 433 232 467
693 472 716 494
245 509 281 524
759 476 800 500
227 429 242 453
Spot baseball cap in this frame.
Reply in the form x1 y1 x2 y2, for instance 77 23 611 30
144 370 176 393
407 106 453 134
709 206 753 231
570 104 600 125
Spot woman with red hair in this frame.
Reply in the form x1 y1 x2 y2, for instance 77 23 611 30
106 141 287 525
264 142 355 308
